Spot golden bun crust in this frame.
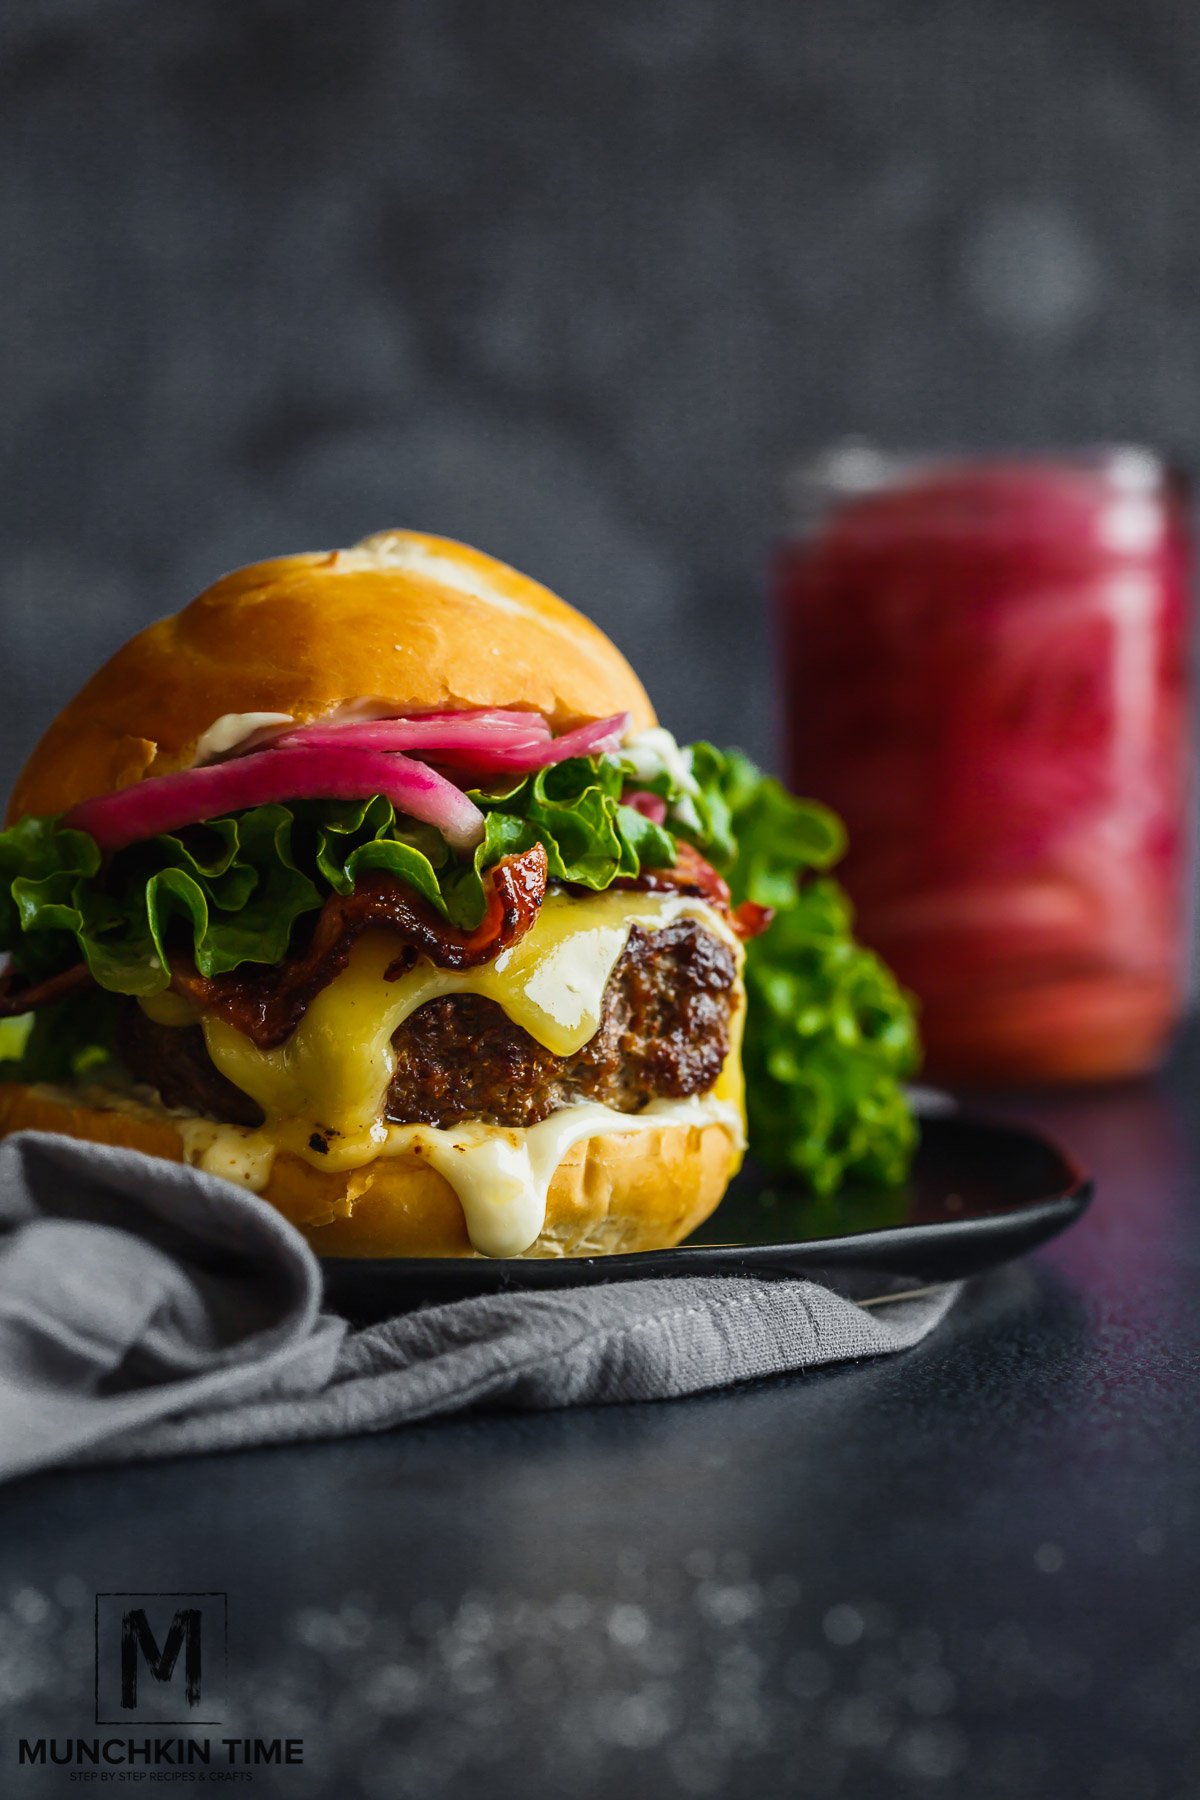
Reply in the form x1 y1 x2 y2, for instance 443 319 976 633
0 1084 738 1258
8 531 656 822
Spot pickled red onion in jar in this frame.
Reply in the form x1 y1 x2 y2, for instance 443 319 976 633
775 448 1192 1083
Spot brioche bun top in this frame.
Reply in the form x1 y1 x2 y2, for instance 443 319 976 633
8 531 656 822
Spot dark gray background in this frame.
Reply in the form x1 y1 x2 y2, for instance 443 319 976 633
2 0 1195 794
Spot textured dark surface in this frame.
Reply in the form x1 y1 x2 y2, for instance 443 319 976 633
4 0 1200 795
1 1032 1198 1797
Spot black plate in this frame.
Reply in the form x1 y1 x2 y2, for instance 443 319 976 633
320 1111 1091 1320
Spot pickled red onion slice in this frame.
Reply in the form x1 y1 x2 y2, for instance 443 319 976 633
413 709 555 732
451 712 631 772
277 710 552 755
271 707 629 774
623 789 668 825
65 746 486 855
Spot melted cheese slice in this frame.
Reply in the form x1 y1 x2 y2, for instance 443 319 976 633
197 888 734 1170
148 888 744 1256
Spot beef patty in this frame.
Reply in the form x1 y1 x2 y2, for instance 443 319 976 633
116 917 738 1132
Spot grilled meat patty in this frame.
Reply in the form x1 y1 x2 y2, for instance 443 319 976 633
116 1008 266 1128
117 917 737 1132
386 917 736 1128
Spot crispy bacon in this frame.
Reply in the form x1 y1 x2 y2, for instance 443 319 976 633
0 959 94 1018
169 844 548 1049
730 900 773 941
618 841 773 941
626 841 733 909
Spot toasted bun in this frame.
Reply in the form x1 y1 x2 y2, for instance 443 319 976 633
0 1084 738 1258
8 531 656 822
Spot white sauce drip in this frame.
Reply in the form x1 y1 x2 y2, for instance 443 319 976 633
178 1118 276 1192
192 711 294 764
618 726 704 833
382 1092 745 1259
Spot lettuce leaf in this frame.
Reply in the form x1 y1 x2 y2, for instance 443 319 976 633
0 750 712 1001
719 752 920 1194
0 992 122 1086
0 807 324 997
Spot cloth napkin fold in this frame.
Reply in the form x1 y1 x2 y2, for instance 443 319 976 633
0 1130 958 1483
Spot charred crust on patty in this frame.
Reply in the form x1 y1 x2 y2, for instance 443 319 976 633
116 917 737 1133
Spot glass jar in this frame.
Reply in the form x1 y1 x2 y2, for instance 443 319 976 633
774 446 1193 1084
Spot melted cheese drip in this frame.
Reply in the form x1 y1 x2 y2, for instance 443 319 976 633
172 1082 743 1256
382 1091 744 1259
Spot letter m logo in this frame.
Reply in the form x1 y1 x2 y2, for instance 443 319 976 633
121 1607 202 1709
95 1593 227 1725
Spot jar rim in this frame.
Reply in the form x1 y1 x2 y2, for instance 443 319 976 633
780 441 1189 539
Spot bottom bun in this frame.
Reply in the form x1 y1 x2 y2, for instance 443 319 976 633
0 1083 740 1259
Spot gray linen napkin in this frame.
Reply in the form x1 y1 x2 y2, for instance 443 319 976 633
0 1130 958 1483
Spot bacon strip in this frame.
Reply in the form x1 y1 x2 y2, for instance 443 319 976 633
618 842 773 941
731 900 774 941
0 959 95 1018
169 844 548 1048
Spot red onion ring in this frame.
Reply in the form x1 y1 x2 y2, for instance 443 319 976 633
277 710 552 755
65 746 486 855
444 711 631 773
274 707 627 773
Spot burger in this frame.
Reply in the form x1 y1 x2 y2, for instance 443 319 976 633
0 532 772 1259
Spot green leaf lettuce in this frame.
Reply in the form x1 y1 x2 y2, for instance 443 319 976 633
719 752 920 1194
